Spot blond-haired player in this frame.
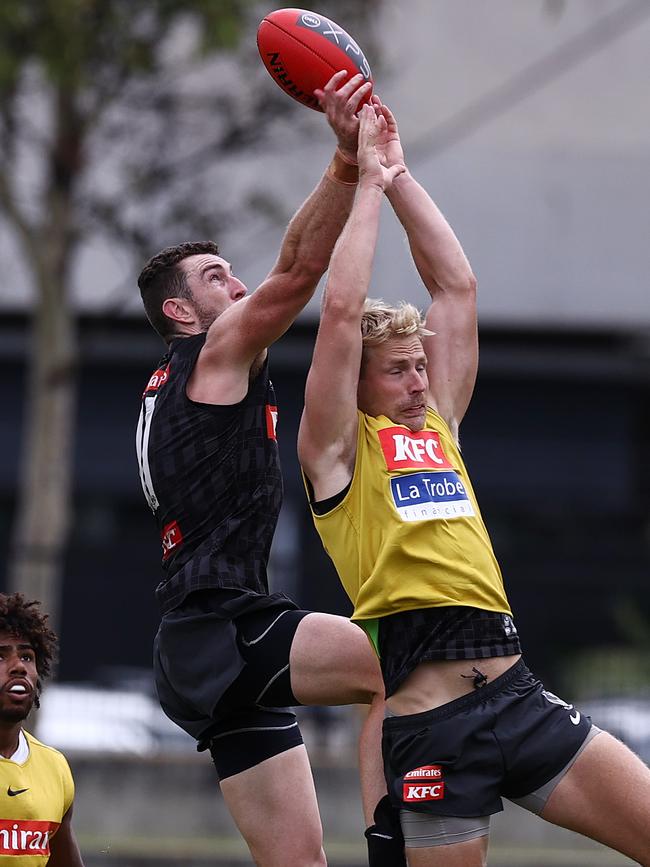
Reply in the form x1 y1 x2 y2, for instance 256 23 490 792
299 98 650 866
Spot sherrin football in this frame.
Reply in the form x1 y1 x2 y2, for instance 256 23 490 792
257 8 373 111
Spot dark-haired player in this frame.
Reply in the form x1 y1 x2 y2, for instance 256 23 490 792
0 593 84 866
135 76 401 866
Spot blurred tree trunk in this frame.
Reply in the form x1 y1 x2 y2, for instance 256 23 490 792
6 85 82 629
8 295 77 627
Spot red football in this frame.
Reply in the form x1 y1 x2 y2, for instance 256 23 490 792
257 8 373 111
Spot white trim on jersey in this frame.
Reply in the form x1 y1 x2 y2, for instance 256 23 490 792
136 394 159 512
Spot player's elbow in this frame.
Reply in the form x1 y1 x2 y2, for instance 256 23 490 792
322 275 366 321
294 252 328 286
441 268 477 301
458 270 477 299
285 260 325 302
426 266 477 304
323 285 352 312
440 269 477 304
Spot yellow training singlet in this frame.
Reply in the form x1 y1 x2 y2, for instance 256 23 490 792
306 408 511 622
0 731 74 864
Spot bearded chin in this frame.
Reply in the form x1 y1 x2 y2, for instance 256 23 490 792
0 705 31 724
196 304 220 332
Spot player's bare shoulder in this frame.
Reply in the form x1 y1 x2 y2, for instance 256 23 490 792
189 305 267 406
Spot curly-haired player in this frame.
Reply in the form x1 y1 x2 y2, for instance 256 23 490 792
0 593 84 866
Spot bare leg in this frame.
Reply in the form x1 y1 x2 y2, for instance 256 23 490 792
220 744 327 867
289 612 388 826
541 730 650 865
289 612 383 705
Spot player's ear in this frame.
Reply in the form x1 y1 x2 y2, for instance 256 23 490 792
162 297 194 325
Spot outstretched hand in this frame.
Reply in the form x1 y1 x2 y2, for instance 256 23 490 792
370 96 406 171
315 70 373 160
357 105 406 191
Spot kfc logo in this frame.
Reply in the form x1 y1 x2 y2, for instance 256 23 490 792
403 783 445 802
161 520 183 560
378 427 453 471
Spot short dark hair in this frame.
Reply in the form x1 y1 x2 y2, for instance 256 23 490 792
0 593 57 680
138 241 220 342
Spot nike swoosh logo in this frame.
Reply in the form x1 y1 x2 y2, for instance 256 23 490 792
7 787 29 797
569 711 581 725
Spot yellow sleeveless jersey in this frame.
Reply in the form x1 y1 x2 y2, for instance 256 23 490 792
306 407 511 622
0 731 74 864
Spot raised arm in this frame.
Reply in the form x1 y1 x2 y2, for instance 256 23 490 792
298 106 405 500
201 73 372 370
374 99 478 438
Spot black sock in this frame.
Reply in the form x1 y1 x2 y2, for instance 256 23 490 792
364 795 407 867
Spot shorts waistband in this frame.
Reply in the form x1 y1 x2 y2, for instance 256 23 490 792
383 657 529 730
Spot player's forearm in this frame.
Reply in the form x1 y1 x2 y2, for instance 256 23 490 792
386 170 475 299
273 150 359 283
324 182 384 314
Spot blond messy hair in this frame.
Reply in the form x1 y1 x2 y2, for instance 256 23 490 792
361 298 433 347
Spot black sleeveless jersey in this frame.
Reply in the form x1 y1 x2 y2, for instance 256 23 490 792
136 333 283 613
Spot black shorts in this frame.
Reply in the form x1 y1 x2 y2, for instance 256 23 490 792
382 658 592 818
153 589 310 779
